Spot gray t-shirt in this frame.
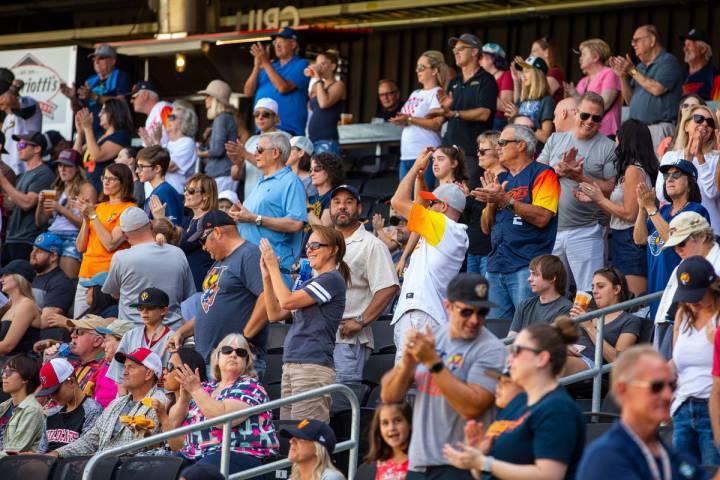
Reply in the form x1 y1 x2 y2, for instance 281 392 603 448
510 294 573 333
409 325 506 470
6 164 54 244
537 131 616 231
320 470 345 480
284 270 346 369
576 311 642 362
194 242 265 362
102 242 195 329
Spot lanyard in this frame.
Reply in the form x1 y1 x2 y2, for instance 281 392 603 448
620 421 671 480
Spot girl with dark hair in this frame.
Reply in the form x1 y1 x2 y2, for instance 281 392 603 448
0 353 44 456
480 43 514 131
305 50 346 155
364 402 412 479
115 146 145 206
307 152 345 228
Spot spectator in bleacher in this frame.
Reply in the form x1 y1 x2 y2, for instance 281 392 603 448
49 347 167 458
37 358 102 453
35 148 96 279
480 43 514 131
563 267 642 375
0 132 54 264
609 25 683 150
307 152 344 228
163 100 199 195
217 190 237 213
444 317 585 479
167 333 278 474
656 104 720 235
364 402 412 479
132 81 172 147
538 92 616 293
178 173 218 292
656 93 705 159
197 79 238 193
244 27 310 137
0 260 40 358
63 315 110 397
508 254 571 336
281 419 344 480
329 184 399 386
0 354 43 457
306 49 345 155
377 79 403 121
565 39 622 138
667 256 720 465
43 130 70 164
430 34 497 188
30 234 75 334
391 50 447 185
681 29 715 100
73 99 133 193
77 273 118 319
390 148 468 361
372 212 410 262
114 146 145 205
288 136 315 197
552 97 578 133
478 125 560 320
94 319 135 408
655 212 718 357
261 226 349 422
137 145 184 225
575 119 657 296
229 132 307 286
507 56 555 144
382 273 506 479
530 37 565 104
578 346 705 480
0 77 42 176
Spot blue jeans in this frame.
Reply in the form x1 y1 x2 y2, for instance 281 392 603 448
486 267 532 320
313 140 341 155
400 159 436 192
466 254 488 276
672 398 720 466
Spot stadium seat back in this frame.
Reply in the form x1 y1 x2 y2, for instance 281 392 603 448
370 321 396 354
362 353 395 386
51 455 118 480
0 454 56 480
356 462 377 480
263 354 285 385
267 323 290 354
114 455 182 480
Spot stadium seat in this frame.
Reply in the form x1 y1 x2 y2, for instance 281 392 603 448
371 320 396 354
638 316 654 344
365 384 382 408
51 455 118 480
330 407 377 460
356 463 377 480
331 381 370 414
114 455 183 480
263 381 282 420
362 353 395 387
368 201 390 222
0 454 56 480
263 354 284 385
600 391 621 415
362 177 400 201
267 323 290 354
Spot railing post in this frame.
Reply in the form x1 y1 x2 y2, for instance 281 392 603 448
591 313 605 413
221 421 232 478
347 388 361 480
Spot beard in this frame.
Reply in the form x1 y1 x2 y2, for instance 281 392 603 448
331 210 358 228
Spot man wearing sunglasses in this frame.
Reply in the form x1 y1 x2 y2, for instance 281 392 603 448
537 92 616 296
131 81 172 147
381 273 506 480
578 345 704 480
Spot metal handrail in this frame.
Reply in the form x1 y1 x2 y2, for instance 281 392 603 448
82 383 360 480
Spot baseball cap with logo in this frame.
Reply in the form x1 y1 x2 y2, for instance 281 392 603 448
130 287 170 309
115 347 163 378
131 81 159 97
273 27 298 41
119 207 150 233
446 273 497 309
659 159 698 179
37 358 75 397
673 256 717 304
280 418 337 455
96 318 135 339
188 209 236 242
254 98 279 115
55 148 82 167
330 184 361 202
662 211 711 250
681 28 711 44
514 56 549 75
34 232 64 256
89 44 117 59
419 183 466 212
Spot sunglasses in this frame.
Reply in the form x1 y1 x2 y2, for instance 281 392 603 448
167 114 177 121
256 145 276 154
675 234 697 249
310 166 324 173
455 305 488 318
509 344 542 356
497 139 519 147
254 111 273 119
579 112 602 123
220 346 249 358
663 171 684 181
184 187 203 195
200 229 214 245
477 148 494 157
428 200 444 207
165 363 179 373
306 241 329 252
70 328 94 337
1 367 18 378
101 176 120 183
693 114 716 129
630 379 677 394
415 64 432 72
17 140 38 150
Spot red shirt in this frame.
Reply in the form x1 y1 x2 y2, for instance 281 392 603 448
375 458 409 480
712 329 720 376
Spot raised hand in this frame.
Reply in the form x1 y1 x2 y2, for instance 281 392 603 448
636 183 657 211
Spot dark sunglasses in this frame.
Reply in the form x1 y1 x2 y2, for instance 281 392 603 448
310 166 324 173
579 111 602 123
220 346 249 358
663 171 684 181
674 233 698 249
165 363 179 373
184 187 203 195
17 140 38 150
631 379 677 394
200 229 214 245
693 114 716 129
455 306 488 318
497 139 519 147
428 200 444 207
254 111 273 119
477 148 494 157
256 145 276 154
306 241 329 252
509 344 542 356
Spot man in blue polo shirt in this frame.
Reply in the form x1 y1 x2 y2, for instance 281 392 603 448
228 132 306 287
243 27 310 137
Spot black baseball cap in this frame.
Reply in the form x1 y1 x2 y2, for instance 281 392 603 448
279 419 336 455
131 81 159 97
446 273 497 309
673 256 717 304
187 209 236 242
330 184 361 202
130 287 169 309
12 131 48 152
681 28 711 44
55 148 82 167
0 259 36 283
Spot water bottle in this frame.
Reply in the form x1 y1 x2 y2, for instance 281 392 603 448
57 343 72 358
292 259 313 291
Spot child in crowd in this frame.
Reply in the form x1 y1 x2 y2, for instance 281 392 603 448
93 318 135 407
218 190 238 213
365 402 412 480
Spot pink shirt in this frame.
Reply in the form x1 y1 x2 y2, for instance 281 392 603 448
375 458 409 480
93 363 117 408
494 70 514 119
576 66 622 137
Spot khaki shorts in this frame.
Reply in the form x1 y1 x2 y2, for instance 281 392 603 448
280 362 335 422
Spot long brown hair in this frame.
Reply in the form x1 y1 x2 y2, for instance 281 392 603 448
526 316 580 376
98 163 135 203
435 145 469 183
52 164 88 199
311 225 351 286
678 279 720 333
364 402 412 463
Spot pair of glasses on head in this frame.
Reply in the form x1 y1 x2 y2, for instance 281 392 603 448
254 111 273 119
630 379 677 394
662 171 684 181
1 367 17 378
497 139 519 147
184 186 203 195
17 140 38 150
220 346 249 358
680 102 698 110
306 241 329 252
579 111 602 123
693 114 716 129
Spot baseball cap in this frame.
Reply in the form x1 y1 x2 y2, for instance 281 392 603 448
254 97 279 115
115 347 163 378
67 314 110 330
663 212 711 249
33 232 64 256
55 148 82 167
482 42 506 59
673 256 717 304
331 184 361 202
37 358 75 397
89 44 117 59
12 131 48 152
0 259 36 282
659 159 698 179
119 207 150 233
96 318 135 339
448 33 483 50
0 68 13 96
446 273 497 309
280 419 337 455
218 190 239 205
681 28 711 44
188 209 236 242
79 271 108 288
273 27 298 40
290 136 314 156
419 183 466 212
131 81 158 97
130 287 170 309
514 56 549 75
0 131 8 154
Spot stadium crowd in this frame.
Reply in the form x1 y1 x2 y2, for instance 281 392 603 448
1 22 720 480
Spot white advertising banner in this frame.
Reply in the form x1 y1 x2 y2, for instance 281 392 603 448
0 45 78 139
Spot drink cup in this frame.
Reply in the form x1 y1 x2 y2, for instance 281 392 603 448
574 291 592 310
41 190 57 201
340 113 353 125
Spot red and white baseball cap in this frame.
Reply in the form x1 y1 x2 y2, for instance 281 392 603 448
115 347 163 378
37 358 75 397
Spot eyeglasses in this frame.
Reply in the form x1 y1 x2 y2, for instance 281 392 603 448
256 145 276 154
70 328 94 337
675 234 698 249
306 241 329 252
220 346 249 358
579 112 602 123
136 164 155 171
1 367 18 378
497 139 519 147
200 229 215 245
17 140 38 150
310 166 324 173
693 114 716 129
101 176 120 183
452 46 473 54
477 148 494 157
184 187 203 195
165 363 179 373
428 200 444 207
254 111 273 119
663 171 684 181
631 35 650 44
416 63 432 72
378 91 398 98
630 379 677 394
508 344 542 356
454 304 488 318
167 114 177 121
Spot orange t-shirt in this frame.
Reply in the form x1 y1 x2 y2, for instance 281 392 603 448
78 201 135 278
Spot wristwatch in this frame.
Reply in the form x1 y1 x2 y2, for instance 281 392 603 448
255 215 263 227
89 213 98 221
629 67 638 77
354 314 364 327
482 456 494 473
429 361 445 374
505 197 515 211
453 110 461 119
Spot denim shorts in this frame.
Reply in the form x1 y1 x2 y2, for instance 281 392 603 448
49 229 82 261
610 227 647 276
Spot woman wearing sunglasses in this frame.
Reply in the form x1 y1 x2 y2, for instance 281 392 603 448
168 333 278 476
178 174 218 293
0 354 43 457
260 225 349 422
305 49 346 155
444 317 585 479
656 93 705 158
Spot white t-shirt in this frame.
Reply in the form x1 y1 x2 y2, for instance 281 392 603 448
243 131 292 199
166 136 197 194
144 100 172 147
2 96 43 174
391 203 469 325
400 87 442 161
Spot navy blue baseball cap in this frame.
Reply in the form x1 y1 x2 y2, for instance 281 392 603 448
330 184 361 202
187 209 236 242
0 259 36 282
273 27 298 40
280 419 336 455
34 232 63 255
659 159 698 179
673 256 717 304
131 81 158 97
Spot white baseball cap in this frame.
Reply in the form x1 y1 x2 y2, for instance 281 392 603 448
290 136 314 156
115 347 163 378
254 97 279 115
38 358 75 397
218 190 239 204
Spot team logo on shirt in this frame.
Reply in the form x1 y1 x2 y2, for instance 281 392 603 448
201 266 228 313
446 354 464 371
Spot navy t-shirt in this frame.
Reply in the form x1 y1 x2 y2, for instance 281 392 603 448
180 215 214 292
518 96 555 130
145 181 184 225
488 386 585 479
683 64 716 100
